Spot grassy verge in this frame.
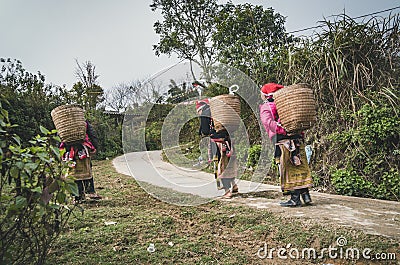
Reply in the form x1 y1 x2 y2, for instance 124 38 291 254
45 159 399 265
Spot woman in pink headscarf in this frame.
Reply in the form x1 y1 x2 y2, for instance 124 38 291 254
259 83 313 207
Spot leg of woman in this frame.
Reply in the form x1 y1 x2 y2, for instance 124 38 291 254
221 178 233 199
75 180 84 202
280 189 301 207
300 187 312 205
216 141 232 198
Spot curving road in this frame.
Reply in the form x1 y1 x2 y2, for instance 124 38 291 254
112 150 279 199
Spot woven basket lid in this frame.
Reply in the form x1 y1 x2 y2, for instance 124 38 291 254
209 94 241 132
274 83 317 133
51 104 86 143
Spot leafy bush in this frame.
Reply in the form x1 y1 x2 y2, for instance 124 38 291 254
0 103 77 264
327 102 399 200
246 144 261 169
331 169 373 197
331 168 400 201
86 110 123 160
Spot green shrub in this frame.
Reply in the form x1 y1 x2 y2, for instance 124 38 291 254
0 103 77 264
331 169 373 197
331 168 400 200
246 144 261 169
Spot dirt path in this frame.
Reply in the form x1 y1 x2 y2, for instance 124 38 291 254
113 151 400 240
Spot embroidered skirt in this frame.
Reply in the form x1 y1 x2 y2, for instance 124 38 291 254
277 141 313 192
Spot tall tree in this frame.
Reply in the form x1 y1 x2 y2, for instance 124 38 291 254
213 3 289 84
151 0 218 78
105 82 135 112
73 60 104 111
0 58 59 143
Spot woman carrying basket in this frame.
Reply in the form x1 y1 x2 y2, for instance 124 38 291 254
259 83 313 207
196 99 238 199
59 120 102 202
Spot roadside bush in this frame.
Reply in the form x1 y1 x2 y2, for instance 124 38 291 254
246 144 261 169
86 110 123 160
0 103 77 265
328 103 399 200
331 169 400 201
331 169 374 197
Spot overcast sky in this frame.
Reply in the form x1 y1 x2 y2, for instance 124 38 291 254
1 0 399 90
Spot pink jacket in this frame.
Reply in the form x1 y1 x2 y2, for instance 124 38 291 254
259 101 286 141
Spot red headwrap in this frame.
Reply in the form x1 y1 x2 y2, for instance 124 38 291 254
195 99 209 112
260 83 284 96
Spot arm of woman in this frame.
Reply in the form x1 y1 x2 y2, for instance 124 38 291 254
260 103 286 135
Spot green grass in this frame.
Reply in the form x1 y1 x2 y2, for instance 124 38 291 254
45 160 399 265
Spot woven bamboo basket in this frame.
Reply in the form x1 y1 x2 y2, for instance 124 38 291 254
51 105 86 143
273 83 316 133
209 94 241 132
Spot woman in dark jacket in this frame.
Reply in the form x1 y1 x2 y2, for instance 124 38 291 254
60 120 102 202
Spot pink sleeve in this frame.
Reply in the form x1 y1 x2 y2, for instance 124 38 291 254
260 103 286 135
276 123 286 135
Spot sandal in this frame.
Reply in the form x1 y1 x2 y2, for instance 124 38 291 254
232 184 239 193
222 190 233 199
87 193 103 200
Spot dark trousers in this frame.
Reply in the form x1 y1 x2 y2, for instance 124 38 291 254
75 178 95 199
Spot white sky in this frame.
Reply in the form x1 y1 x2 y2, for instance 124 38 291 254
1 0 399 90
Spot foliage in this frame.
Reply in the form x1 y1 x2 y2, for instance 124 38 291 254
151 0 219 74
145 121 163 151
213 3 289 84
331 169 400 200
86 109 123 160
246 144 261 169
165 79 199 104
0 58 60 144
328 103 399 200
0 103 77 265
202 82 228 98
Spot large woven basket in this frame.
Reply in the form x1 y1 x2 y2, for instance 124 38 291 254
273 83 316 133
209 94 241 132
51 105 86 143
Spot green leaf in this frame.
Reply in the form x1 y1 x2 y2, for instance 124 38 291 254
40 126 50 135
56 192 67 204
66 181 79 196
12 136 21 146
50 145 60 158
1 108 9 119
31 186 42 193
15 196 27 208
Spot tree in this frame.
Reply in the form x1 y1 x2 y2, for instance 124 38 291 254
104 83 134 113
151 0 219 78
213 3 289 84
73 60 104 111
0 58 61 143
165 79 198 104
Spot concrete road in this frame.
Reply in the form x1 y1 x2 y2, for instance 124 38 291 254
112 150 279 200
